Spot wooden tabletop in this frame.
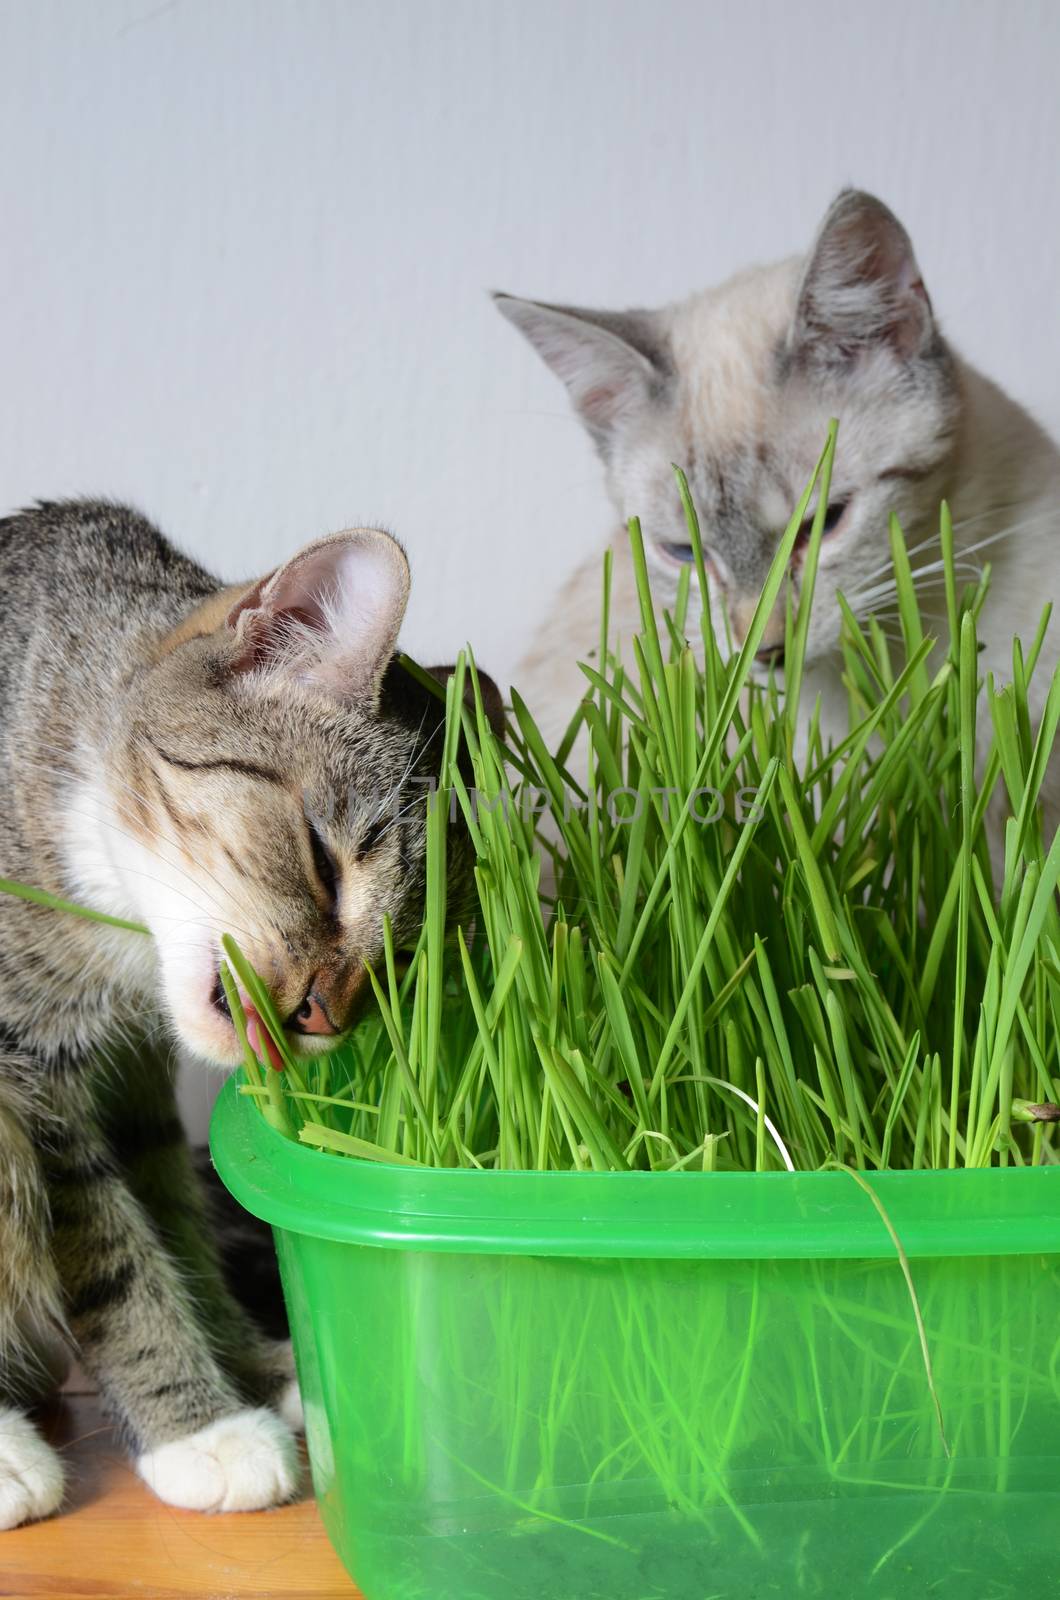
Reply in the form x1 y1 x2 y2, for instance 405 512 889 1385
1 1393 359 1600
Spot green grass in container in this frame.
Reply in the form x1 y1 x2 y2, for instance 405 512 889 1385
238 422 1060 1175
226 428 1058 1584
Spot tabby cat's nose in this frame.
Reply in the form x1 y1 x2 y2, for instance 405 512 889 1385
288 989 339 1036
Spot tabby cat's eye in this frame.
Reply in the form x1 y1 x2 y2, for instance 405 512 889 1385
307 820 340 910
356 814 389 861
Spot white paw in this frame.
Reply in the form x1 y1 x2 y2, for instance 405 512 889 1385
137 1406 299 1513
277 1376 304 1433
0 1408 65 1530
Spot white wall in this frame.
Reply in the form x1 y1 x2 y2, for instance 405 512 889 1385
1 0 1056 1138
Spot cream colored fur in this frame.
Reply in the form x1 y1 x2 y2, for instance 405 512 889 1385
500 193 1059 834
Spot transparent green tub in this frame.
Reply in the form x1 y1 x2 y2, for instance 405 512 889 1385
211 1078 1060 1599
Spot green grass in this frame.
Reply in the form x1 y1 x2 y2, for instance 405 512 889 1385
239 423 1060 1173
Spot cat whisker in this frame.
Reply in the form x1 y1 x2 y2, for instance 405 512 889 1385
135 1014 181 1053
30 742 247 922
852 512 1052 593
372 789 434 847
845 555 988 614
852 546 985 592
32 739 274 938
956 516 1057 557
378 707 440 813
44 803 264 946
952 502 1057 537
93 753 269 936
358 714 447 846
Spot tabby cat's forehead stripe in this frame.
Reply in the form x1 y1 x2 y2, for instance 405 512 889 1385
121 750 154 833
146 738 285 786
220 842 247 878
149 768 201 839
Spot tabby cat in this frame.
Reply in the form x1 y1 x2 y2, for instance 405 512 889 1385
0 502 472 1527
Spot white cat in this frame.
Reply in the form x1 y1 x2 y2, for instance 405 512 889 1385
497 189 1059 823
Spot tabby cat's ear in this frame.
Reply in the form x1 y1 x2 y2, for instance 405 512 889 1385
494 293 671 455
790 189 935 363
225 528 410 704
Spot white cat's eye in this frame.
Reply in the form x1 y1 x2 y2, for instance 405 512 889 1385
658 540 725 576
660 540 697 565
798 499 849 545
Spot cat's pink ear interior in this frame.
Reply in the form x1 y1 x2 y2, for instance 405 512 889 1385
494 294 668 448
225 528 410 703
791 189 934 362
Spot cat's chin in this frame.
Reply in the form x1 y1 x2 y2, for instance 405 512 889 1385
175 1006 249 1069
171 988 349 1070
159 951 354 1069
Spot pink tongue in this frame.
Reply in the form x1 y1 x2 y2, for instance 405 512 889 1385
246 1008 285 1072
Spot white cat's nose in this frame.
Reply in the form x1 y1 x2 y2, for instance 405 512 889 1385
731 594 785 657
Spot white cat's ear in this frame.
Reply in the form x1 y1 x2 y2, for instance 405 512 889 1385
494 294 670 452
224 528 410 704
791 190 935 362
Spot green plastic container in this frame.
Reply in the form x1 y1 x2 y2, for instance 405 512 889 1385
211 1078 1060 1599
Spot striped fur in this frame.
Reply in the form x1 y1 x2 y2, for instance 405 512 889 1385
0 500 472 1524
